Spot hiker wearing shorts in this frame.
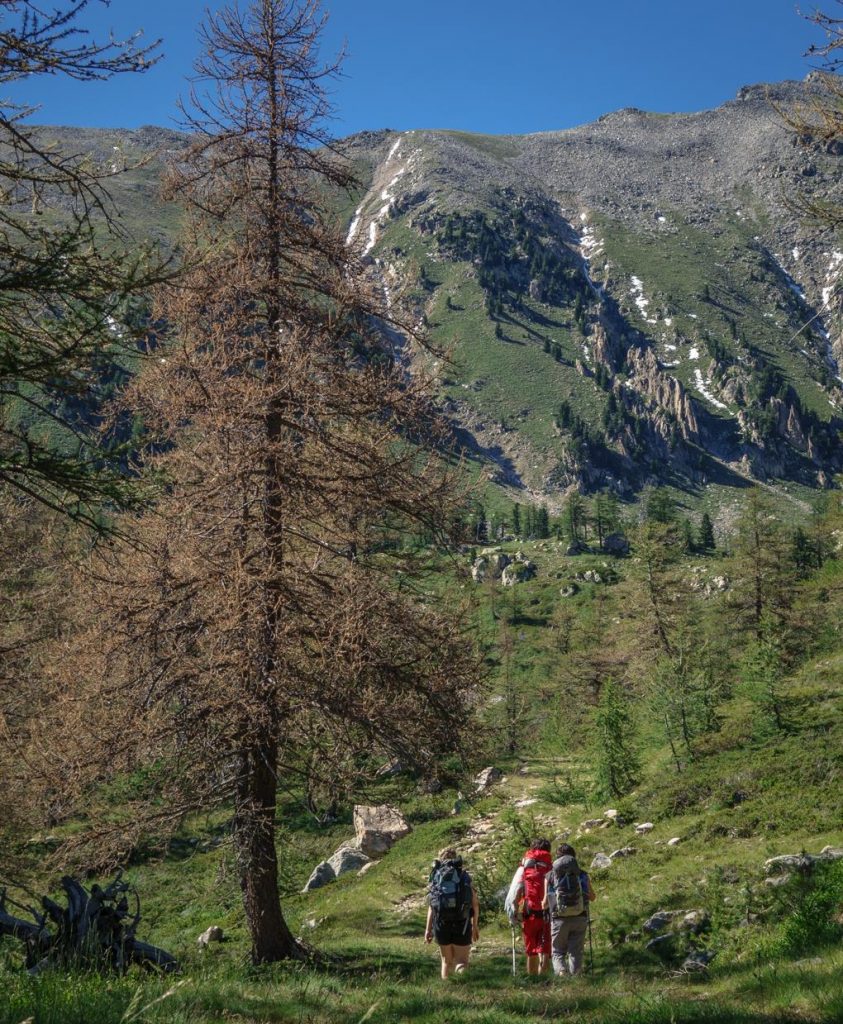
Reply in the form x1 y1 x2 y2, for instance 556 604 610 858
543 843 595 976
424 846 480 979
504 838 552 974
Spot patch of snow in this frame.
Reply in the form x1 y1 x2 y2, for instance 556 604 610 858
664 317 673 326
693 368 728 410
362 220 379 258
665 344 677 352
630 276 657 324
689 346 700 360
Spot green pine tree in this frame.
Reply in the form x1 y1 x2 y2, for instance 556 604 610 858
698 512 715 552
594 678 640 798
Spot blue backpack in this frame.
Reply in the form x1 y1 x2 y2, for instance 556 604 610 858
429 859 472 923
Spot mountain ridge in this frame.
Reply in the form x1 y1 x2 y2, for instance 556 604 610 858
31 76 843 512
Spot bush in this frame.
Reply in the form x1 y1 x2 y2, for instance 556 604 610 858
763 860 843 959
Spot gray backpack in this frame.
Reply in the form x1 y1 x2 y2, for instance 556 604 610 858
548 855 585 918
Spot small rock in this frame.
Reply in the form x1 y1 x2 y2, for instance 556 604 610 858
580 818 605 830
303 861 336 892
559 584 579 598
566 541 590 556
603 809 619 820
610 846 637 860
667 837 681 847
682 949 716 972
198 925 224 946
763 872 792 888
645 933 674 952
474 766 502 792
635 822 654 834
357 861 377 878
681 910 709 933
819 846 843 861
514 797 537 807
375 759 404 777
591 853 613 870
643 910 685 933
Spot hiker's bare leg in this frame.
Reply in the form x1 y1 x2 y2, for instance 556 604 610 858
526 953 540 975
452 944 471 974
438 944 455 979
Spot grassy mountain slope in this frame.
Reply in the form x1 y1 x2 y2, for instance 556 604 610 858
3 534 842 1023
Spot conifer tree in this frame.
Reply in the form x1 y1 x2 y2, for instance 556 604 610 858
730 489 794 639
0 1 167 526
594 678 640 798
38 0 478 965
698 511 716 552
565 491 587 544
512 502 522 537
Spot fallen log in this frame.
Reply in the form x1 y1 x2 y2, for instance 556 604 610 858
0 873 178 974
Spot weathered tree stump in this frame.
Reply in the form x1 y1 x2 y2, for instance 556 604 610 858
0 873 178 974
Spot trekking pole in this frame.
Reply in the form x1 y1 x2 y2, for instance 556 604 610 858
510 925 517 977
586 905 595 974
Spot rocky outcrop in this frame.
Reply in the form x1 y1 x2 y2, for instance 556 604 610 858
474 766 502 792
764 846 843 874
626 347 699 442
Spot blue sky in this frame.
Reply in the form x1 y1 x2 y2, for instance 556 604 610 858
10 0 825 135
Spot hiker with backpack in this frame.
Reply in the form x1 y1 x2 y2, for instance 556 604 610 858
504 838 553 975
425 847 480 979
543 843 596 976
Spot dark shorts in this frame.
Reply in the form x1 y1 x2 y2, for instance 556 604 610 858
433 916 472 947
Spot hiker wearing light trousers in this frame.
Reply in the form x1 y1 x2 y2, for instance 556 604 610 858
543 843 595 976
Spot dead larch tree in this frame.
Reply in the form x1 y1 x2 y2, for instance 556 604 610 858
38 0 479 964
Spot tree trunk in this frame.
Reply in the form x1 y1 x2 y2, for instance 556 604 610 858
233 738 302 963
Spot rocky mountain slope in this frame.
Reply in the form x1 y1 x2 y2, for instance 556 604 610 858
38 77 843 506
338 78 842 504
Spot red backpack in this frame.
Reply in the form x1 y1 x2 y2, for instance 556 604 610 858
521 848 552 912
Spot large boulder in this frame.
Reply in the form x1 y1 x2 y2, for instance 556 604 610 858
472 549 511 583
328 846 371 878
353 804 412 858
602 533 630 557
302 861 335 892
501 560 536 586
